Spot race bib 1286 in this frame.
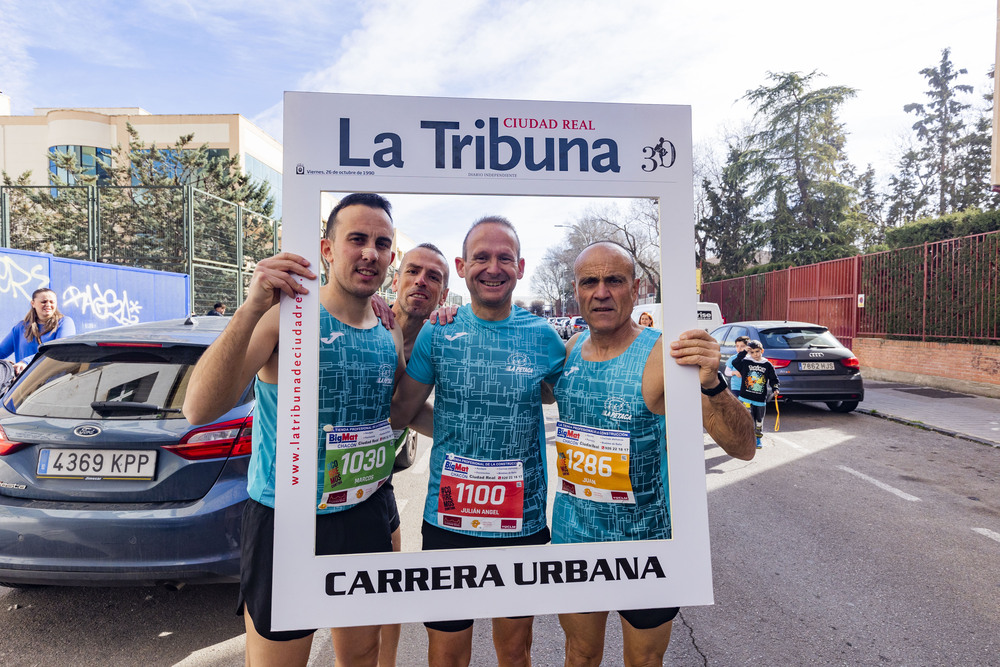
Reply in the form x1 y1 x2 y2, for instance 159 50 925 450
555 420 634 503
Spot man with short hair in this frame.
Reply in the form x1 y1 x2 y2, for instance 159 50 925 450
725 335 751 392
183 193 410 667
553 241 755 667
378 242 451 667
205 302 226 316
391 216 564 667
391 243 451 359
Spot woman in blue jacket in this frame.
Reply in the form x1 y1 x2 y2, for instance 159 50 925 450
0 287 77 374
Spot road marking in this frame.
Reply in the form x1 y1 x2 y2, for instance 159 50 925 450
972 527 1000 544
767 433 809 452
407 446 432 475
174 635 245 666
397 499 409 515
838 465 921 502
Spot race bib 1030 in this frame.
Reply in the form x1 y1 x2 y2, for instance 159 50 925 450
319 420 394 510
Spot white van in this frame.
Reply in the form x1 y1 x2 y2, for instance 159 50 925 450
631 302 724 333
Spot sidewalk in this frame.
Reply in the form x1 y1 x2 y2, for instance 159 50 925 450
858 380 1000 448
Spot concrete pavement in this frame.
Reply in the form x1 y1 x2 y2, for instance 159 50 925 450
857 379 1000 448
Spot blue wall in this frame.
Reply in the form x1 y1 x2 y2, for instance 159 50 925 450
0 248 190 344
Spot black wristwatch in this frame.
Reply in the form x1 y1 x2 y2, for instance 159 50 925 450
700 371 728 397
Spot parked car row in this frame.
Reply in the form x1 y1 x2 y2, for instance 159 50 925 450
546 316 588 340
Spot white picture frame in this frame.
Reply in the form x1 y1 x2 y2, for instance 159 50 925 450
272 92 709 630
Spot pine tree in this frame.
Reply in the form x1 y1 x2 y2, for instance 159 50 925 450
903 48 974 216
742 71 858 263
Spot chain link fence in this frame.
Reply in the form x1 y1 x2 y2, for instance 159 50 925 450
0 184 278 316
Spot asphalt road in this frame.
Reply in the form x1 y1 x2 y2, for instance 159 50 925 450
2 401 999 666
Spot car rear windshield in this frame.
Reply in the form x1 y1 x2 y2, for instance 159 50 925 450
759 327 842 350
4 344 221 420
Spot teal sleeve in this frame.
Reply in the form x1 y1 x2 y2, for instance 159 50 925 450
405 322 435 384
0 325 17 361
543 325 565 385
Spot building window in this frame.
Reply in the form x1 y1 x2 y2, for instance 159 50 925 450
48 145 112 185
244 154 282 219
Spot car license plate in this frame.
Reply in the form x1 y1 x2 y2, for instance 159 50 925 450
37 449 157 480
799 361 834 371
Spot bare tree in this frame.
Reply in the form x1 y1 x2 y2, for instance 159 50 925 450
581 199 661 301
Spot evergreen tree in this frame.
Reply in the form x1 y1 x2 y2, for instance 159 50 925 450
842 165 887 252
885 146 933 227
951 67 1000 211
697 141 764 279
742 71 858 263
903 48 974 216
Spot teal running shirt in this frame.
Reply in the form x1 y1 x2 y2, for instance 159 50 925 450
406 305 564 538
552 326 671 542
248 306 397 513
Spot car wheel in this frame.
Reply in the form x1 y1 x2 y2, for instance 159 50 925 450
394 429 418 469
826 400 859 413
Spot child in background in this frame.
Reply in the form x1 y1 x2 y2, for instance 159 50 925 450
730 339 779 448
724 335 751 393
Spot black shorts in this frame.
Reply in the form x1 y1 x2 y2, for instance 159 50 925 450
385 476 400 532
420 521 550 632
619 606 680 630
237 484 395 641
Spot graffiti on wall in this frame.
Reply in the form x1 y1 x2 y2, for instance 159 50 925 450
0 256 49 303
62 284 143 326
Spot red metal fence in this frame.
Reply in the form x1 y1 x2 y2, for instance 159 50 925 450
702 229 1000 349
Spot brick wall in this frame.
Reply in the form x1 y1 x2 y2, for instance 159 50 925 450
854 337 1000 397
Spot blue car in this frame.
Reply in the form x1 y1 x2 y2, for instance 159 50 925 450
0 316 253 587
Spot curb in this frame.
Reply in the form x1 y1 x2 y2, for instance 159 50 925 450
857 408 1000 449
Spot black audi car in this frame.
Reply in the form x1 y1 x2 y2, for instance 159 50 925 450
710 320 864 412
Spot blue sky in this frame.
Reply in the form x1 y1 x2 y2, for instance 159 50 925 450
2 0 996 299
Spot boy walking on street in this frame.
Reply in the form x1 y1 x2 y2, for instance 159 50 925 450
730 340 779 448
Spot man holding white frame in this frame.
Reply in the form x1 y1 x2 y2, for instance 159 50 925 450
553 240 755 666
268 92 718 637
183 193 421 666
391 215 565 666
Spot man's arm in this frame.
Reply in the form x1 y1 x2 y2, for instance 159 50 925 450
390 373 434 431
388 325 434 437
182 253 315 425
664 329 756 461
700 389 756 460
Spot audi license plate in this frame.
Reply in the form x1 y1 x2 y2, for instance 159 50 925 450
37 449 157 480
799 361 835 371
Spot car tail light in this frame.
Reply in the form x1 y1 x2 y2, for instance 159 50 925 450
769 358 791 368
0 424 27 456
841 357 861 369
165 417 253 460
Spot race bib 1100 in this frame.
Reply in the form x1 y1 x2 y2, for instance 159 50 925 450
437 454 524 532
